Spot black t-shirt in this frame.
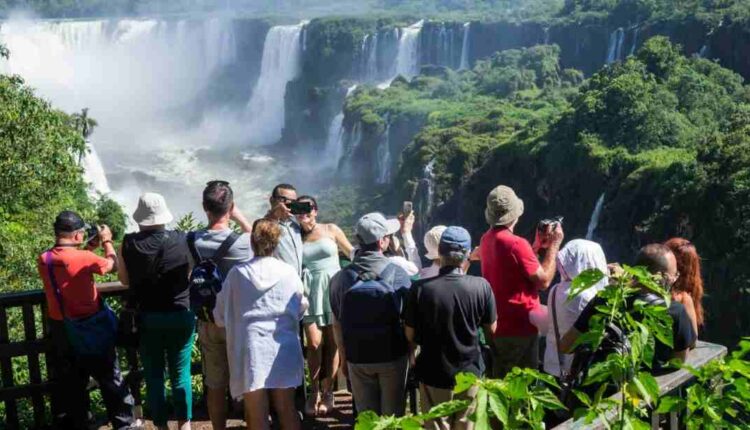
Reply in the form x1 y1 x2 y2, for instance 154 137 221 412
405 268 497 389
122 230 191 312
573 293 696 371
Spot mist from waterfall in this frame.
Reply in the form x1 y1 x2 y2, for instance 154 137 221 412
459 22 471 70
246 22 306 146
586 193 606 240
0 17 278 221
81 142 111 196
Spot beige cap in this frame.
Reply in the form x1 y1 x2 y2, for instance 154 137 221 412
484 185 524 227
132 192 174 226
423 225 447 260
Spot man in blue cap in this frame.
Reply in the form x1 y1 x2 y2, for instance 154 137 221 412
405 226 497 430
329 212 413 417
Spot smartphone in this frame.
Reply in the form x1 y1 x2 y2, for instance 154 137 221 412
290 201 313 215
402 201 413 215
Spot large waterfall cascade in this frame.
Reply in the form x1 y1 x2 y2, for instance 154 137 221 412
0 17 278 220
325 84 358 168
586 193 606 240
246 22 306 146
81 142 111 196
395 20 424 79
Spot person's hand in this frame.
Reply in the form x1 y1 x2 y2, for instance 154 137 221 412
270 198 292 220
550 223 564 247
399 211 415 234
608 262 624 277
99 225 113 243
470 246 482 262
230 204 244 222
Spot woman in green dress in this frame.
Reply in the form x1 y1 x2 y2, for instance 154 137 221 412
295 196 354 416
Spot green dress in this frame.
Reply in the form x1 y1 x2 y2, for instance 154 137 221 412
302 237 340 327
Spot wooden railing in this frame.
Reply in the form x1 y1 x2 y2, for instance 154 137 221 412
0 283 730 429
0 282 141 430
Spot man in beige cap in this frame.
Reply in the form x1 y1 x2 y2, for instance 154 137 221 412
478 185 563 377
418 225 447 279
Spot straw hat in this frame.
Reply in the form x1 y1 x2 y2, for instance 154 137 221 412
132 192 174 226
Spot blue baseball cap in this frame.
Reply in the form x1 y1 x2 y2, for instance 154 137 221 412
438 226 472 257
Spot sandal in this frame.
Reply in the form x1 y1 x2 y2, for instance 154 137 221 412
318 391 335 415
305 391 321 416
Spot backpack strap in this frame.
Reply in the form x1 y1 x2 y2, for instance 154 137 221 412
44 250 67 320
212 231 241 263
550 284 567 377
187 231 202 263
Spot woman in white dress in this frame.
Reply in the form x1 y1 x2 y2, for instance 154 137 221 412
214 218 307 430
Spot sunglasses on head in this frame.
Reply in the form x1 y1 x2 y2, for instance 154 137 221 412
207 180 230 187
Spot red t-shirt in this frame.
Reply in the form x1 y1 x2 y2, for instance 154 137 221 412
37 247 110 321
480 227 541 337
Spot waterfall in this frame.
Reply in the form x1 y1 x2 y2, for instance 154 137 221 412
605 28 625 64
81 142 111 196
360 32 380 81
417 159 436 227
698 44 709 58
459 22 471 70
586 193 606 240
395 20 423 79
629 26 639 56
376 119 392 184
326 85 358 168
246 22 306 145
543 27 550 45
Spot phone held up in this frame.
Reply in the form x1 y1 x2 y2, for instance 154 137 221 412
289 200 313 215
402 201 413 216
537 216 563 233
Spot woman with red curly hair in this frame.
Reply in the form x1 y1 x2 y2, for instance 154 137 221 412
664 238 704 337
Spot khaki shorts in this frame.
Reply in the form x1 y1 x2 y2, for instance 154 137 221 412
198 321 229 389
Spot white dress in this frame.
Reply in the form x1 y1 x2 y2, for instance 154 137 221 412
214 256 308 398
544 239 609 378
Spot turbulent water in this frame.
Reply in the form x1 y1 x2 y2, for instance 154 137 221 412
0 17 288 222
606 27 625 64
395 20 423 78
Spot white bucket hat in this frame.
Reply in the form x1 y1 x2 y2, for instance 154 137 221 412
423 225 447 260
132 192 174 226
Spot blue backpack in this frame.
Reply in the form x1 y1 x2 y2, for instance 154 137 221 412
187 231 240 322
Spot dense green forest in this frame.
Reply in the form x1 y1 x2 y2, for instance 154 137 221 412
337 35 750 346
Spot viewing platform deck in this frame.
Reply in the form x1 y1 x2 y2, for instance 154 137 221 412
0 283 727 429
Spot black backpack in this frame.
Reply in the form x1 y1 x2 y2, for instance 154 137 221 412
187 231 240 322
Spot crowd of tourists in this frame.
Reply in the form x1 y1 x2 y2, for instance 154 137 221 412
37 182 701 430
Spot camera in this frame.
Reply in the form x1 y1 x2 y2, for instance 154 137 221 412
85 224 99 245
537 216 563 232
289 201 313 215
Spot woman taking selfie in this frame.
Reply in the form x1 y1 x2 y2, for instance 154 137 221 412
664 238 704 336
214 219 307 430
295 195 354 416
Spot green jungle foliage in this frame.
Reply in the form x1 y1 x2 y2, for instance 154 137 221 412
345 36 750 347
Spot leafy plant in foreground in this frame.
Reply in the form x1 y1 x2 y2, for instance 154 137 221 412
355 367 564 430
567 266 673 428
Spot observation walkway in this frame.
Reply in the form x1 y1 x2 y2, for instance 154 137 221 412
0 283 726 429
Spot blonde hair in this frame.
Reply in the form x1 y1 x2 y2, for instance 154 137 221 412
251 218 282 257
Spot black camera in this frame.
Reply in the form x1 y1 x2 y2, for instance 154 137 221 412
289 201 313 215
537 216 563 232
85 224 99 245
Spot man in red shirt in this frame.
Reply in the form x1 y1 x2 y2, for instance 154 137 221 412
479 185 563 377
37 211 137 429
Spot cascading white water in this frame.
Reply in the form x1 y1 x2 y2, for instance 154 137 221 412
82 142 111 196
605 28 625 64
246 22 306 146
325 84 358 168
698 44 709 58
395 20 423 78
459 22 471 70
376 120 392 184
586 193 606 240
629 26 639 56
0 17 278 221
